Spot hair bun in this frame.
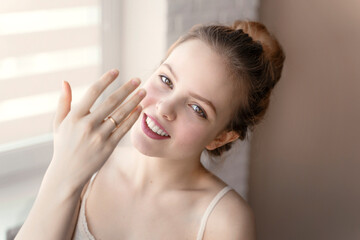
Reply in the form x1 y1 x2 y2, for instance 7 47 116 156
232 20 285 84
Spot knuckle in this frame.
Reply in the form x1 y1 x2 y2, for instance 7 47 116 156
121 126 131 137
81 120 94 134
122 123 131 132
107 95 118 105
67 111 78 121
91 132 104 144
133 96 141 104
133 92 143 102
116 111 126 121
121 119 132 132
63 112 77 126
68 117 77 127
126 104 138 115
113 108 126 120
130 99 140 109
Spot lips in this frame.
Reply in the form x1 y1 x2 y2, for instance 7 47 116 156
141 113 171 140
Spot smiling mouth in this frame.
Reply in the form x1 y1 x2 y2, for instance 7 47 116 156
141 113 171 139
145 116 169 136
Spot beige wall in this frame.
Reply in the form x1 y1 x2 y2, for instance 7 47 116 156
249 1 360 239
102 0 167 146
120 0 167 82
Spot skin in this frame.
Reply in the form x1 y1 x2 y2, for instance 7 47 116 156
16 39 255 240
16 70 146 240
85 39 255 239
128 39 240 194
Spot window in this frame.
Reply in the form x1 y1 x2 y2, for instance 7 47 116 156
0 0 102 150
0 0 102 236
0 1 167 236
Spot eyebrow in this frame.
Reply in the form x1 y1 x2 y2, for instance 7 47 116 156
162 63 217 114
163 63 178 82
189 92 217 114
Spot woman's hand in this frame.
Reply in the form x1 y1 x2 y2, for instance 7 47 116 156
49 69 145 191
15 69 145 240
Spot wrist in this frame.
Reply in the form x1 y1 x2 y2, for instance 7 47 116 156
42 162 84 199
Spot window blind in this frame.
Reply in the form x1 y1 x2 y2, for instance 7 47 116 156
0 0 102 150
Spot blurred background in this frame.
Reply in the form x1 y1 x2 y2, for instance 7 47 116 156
0 0 359 239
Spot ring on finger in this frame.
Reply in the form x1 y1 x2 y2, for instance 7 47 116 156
105 116 119 128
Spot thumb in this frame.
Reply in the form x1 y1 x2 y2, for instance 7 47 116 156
53 81 72 132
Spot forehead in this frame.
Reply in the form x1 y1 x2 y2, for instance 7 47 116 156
164 39 235 114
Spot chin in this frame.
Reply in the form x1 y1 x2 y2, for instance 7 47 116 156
130 120 166 158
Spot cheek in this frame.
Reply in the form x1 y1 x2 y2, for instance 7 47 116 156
175 122 213 148
141 81 160 107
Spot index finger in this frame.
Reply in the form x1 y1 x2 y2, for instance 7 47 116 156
72 69 119 117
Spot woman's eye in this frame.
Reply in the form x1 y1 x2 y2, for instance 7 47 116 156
190 104 207 119
160 75 173 89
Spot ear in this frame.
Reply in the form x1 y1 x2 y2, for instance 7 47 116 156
206 131 239 151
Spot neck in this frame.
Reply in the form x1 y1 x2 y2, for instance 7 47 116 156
115 146 209 196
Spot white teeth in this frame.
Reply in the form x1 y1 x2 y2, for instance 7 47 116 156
146 116 169 137
149 121 155 129
153 125 159 132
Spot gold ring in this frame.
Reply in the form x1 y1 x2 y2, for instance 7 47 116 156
106 116 118 128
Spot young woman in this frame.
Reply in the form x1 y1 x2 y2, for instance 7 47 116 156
16 20 285 240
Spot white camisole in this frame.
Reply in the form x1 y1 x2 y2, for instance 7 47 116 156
72 172 232 240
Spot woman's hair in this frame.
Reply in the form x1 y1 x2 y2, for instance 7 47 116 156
164 20 285 156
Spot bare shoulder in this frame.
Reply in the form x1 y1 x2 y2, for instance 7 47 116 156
204 189 256 240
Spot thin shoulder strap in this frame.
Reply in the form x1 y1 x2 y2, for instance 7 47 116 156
82 172 99 201
196 186 233 240
76 172 98 240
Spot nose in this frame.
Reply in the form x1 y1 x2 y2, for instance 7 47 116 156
156 98 177 121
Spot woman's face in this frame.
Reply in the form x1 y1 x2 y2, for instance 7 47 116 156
130 39 237 159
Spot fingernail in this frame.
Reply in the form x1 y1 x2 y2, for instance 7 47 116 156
137 89 146 97
132 78 141 86
62 81 66 91
111 69 119 76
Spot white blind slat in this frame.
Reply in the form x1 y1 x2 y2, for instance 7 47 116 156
0 46 100 80
0 0 98 14
0 6 100 35
0 67 99 101
0 86 88 123
0 26 99 59
0 1 102 148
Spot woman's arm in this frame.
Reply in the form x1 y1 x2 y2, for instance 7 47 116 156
15 166 84 240
15 70 146 239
